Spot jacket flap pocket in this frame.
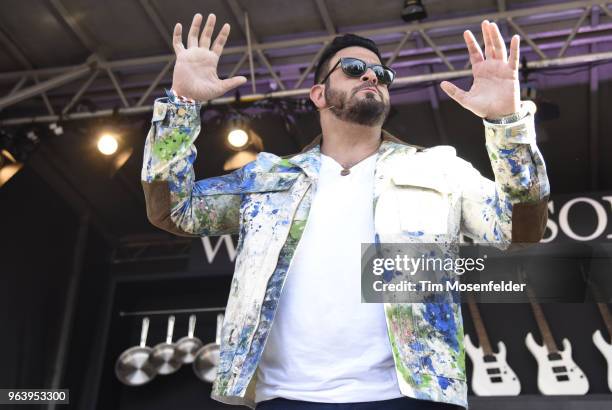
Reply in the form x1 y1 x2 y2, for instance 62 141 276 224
391 173 451 235
240 172 300 193
196 172 300 195
391 173 451 194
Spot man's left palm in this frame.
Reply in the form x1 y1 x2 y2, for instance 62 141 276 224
440 20 521 120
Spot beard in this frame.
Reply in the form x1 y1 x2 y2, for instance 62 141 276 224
324 81 390 127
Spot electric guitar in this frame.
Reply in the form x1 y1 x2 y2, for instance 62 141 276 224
464 294 521 395
523 267 589 395
592 302 612 392
583 266 612 392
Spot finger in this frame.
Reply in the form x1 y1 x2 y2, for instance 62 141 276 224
211 23 230 56
463 30 484 66
482 20 495 60
508 34 520 71
187 13 203 48
220 76 248 94
199 13 216 49
172 23 185 55
490 22 507 61
440 81 469 107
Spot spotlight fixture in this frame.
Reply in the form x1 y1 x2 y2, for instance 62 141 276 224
0 149 23 187
227 128 249 149
97 133 119 155
49 122 64 136
223 150 259 171
401 0 427 22
224 115 263 152
223 114 264 171
0 128 29 188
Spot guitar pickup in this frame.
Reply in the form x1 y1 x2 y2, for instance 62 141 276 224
483 355 497 363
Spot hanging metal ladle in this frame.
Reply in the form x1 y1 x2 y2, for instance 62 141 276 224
115 317 157 386
193 313 223 383
148 315 182 375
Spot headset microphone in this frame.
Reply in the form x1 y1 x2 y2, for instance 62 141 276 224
317 105 336 112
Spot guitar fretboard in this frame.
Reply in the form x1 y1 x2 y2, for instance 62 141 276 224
596 303 612 342
466 294 494 355
529 299 559 353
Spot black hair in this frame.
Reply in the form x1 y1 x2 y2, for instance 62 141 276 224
313 33 383 85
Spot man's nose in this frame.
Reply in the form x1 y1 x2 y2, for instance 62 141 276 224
360 68 378 84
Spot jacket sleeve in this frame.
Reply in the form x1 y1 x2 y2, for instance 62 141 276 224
141 94 244 237
459 101 550 247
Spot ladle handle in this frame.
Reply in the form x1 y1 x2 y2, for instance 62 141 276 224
139 317 150 348
188 314 197 338
166 315 175 344
215 314 224 345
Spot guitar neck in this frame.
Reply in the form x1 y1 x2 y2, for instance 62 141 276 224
529 300 559 353
596 303 612 341
466 295 494 355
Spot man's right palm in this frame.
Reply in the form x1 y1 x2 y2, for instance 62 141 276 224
171 13 247 102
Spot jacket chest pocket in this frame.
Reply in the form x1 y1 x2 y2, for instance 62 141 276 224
240 172 300 227
392 174 452 235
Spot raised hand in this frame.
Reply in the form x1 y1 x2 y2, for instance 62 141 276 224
171 13 247 102
440 20 521 120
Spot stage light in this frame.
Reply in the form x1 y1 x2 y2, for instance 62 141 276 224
97 133 118 155
49 122 63 136
221 113 265 170
0 149 23 187
227 128 249 149
223 150 259 171
401 0 427 22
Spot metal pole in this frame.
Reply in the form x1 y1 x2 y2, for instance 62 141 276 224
119 306 225 317
47 213 90 410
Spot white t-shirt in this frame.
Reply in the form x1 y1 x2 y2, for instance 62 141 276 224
255 151 403 403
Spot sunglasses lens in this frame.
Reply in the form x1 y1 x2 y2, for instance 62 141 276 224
342 58 366 76
340 58 395 85
380 68 395 85
370 66 385 84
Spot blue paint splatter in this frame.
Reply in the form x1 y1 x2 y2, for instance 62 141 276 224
422 356 435 372
250 203 260 218
437 376 451 390
424 303 458 351
383 268 394 283
506 157 521 174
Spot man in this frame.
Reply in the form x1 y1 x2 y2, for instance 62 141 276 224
142 13 549 410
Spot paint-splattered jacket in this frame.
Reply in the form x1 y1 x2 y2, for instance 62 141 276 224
141 94 550 409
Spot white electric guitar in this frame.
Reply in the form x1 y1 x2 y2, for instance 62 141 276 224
582 267 612 393
592 302 612 392
523 272 589 395
464 295 521 395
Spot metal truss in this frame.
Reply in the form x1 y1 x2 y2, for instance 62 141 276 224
1 0 612 125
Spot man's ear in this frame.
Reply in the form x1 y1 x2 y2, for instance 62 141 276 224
309 84 326 110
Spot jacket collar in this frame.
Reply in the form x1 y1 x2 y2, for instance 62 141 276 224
285 129 423 179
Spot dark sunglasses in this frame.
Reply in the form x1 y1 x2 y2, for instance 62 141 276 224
319 57 396 86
